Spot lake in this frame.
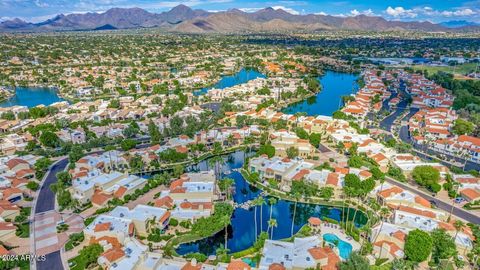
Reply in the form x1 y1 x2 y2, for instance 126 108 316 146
0 87 64 108
194 68 266 95
282 71 359 116
176 150 367 256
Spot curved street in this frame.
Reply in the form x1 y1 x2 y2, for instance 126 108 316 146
33 158 69 270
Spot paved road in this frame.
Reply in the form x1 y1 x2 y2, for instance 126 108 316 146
386 177 480 224
35 158 69 214
379 99 408 132
34 158 68 270
38 251 63 270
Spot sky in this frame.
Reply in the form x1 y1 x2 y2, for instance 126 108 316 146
0 0 479 23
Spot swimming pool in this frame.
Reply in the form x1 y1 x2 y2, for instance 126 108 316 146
322 233 353 260
242 257 256 267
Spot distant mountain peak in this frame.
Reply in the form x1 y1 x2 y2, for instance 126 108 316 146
0 5 479 33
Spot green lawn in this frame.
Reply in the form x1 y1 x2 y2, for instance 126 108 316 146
412 63 478 77
68 256 87 270
15 223 29 238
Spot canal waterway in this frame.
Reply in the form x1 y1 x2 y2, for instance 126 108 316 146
176 150 367 256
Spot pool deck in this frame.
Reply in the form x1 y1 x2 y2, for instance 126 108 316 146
319 223 361 252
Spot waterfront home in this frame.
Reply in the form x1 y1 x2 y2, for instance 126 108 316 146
71 171 147 205
249 156 315 189
259 236 340 270
84 214 134 244
74 151 127 173
270 130 318 159
109 205 170 237
98 237 148 270
156 171 217 221
371 222 409 262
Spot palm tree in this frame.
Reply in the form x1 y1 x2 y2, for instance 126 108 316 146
253 197 260 241
219 178 235 201
373 207 390 245
221 215 231 250
257 196 266 232
268 197 277 223
268 218 277 240
291 192 301 237
453 219 464 242
209 156 224 179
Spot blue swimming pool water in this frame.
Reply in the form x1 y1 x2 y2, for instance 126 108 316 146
242 257 256 267
323 233 353 260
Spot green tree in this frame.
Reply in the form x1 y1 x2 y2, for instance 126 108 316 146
120 139 137 151
452 119 474 135
405 229 433 262
39 131 60 148
148 120 161 144
26 181 39 191
338 251 370 270
79 243 103 268
309 133 321 148
431 228 457 265
286 147 299 159
34 157 52 179
258 144 275 158
347 155 363 168
412 165 440 191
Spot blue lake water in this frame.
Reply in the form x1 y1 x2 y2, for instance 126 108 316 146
176 150 367 256
0 87 64 108
282 71 359 116
194 68 266 95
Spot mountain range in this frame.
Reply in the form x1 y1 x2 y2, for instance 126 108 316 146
1 5 479 33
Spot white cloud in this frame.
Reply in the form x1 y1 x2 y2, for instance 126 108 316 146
271 5 299 15
238 7 262 13
349 9 375 16
314 11 327 16
441 8 476 17
350 9 360 16
385 6 417 18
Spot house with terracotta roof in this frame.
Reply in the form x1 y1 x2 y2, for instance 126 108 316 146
0 187 23 202
157 171 217 221
371 183 431 209
259 236 341 270
249 156 315 191
270 130 318 159
0 222 16 241
71 171 146 205
460 188 480 202
5 158 30 173
84 214 134 244
97 237 147 270
109 205 170 237
0 200 20 220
